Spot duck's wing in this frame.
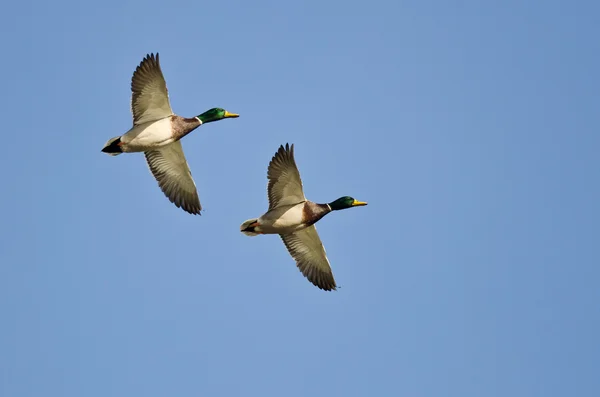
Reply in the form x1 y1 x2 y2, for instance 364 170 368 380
280 225 337 291
131 53 174 125
144 141 201 215
267 143 306 211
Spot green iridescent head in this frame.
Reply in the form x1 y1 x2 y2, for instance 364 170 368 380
328 196 368 211
196 108 239 124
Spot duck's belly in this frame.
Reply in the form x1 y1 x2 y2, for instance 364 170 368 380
257 204 308 234
120 118 175 152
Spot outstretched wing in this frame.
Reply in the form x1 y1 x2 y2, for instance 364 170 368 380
131 53 174 125
144 141 201 215
267 143 306 210
280 225 337 291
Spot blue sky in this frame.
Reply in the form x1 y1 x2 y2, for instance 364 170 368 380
1 0 599 396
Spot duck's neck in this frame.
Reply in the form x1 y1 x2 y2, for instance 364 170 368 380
173 116 202 139
302 202 332 226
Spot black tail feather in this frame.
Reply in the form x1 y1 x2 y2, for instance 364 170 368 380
102 137 122 154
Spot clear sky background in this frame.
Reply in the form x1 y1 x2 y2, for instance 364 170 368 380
1 0 598 396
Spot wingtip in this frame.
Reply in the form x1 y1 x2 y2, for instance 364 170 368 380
278 143 293 154
140 52 159 65
309 282 336 291
184 206 202 216
317 282 337 292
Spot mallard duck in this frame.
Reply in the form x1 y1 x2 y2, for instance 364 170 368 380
101 53 239 215
240 143 367 291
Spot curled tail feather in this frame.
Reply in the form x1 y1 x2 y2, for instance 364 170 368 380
102 136 123 156
240 218 260 236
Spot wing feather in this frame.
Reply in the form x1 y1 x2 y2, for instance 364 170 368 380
131 53 174 125
280 226 337 291
144 141 201 215
267 143 306 210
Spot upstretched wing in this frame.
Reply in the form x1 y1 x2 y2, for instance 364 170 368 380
144 141 201 215
131 53 174 125
267 143 306 211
